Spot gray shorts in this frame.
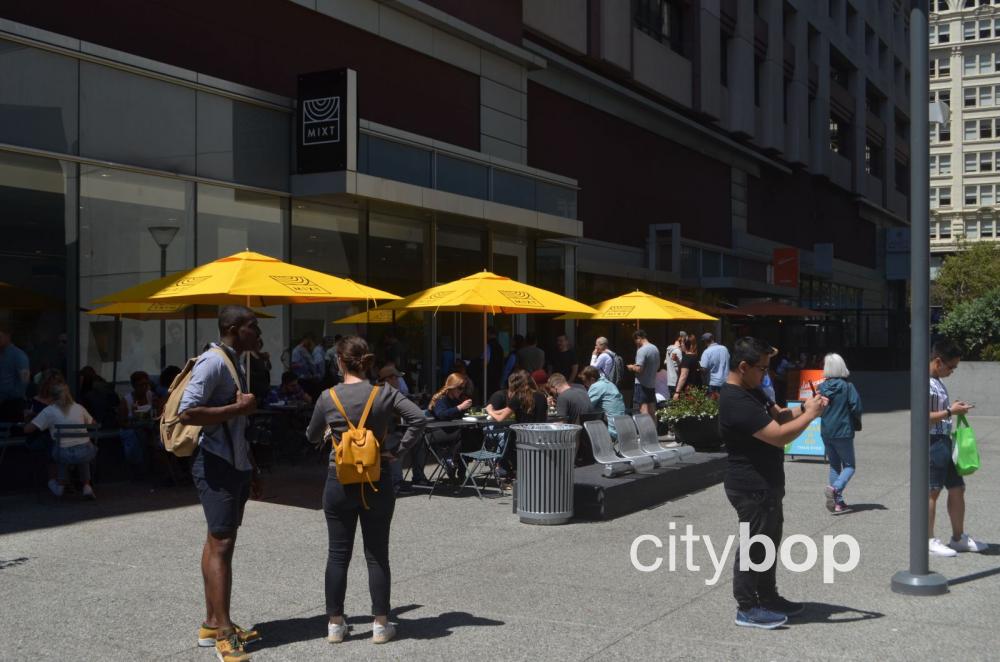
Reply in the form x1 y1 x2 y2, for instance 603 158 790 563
192 449 252 535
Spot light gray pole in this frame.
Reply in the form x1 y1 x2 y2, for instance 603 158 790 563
891 0 947 596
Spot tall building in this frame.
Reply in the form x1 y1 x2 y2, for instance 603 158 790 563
929 0 1000 274
0 0 914 394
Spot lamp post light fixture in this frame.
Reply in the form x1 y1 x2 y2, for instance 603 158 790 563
891 0 948 597
148 225 180 370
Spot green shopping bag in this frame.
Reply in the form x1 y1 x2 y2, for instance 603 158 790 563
952 415 981 477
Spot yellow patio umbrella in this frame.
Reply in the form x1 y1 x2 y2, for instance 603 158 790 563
380 271 596 401
93 251 401 389
556 290 718 328
87 302 275 320
333 308 410 325
93 251 400 307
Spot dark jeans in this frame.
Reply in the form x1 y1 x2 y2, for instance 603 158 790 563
726 487 784 611
323 465 395 617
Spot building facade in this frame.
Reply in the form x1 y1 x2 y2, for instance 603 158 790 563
929 0 1000 274
0 0 913 396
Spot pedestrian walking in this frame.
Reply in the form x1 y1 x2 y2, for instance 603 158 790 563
817 353 862 515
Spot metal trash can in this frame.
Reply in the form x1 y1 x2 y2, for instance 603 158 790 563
511 423 580 525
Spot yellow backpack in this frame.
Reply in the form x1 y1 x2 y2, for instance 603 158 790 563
328 385 381 507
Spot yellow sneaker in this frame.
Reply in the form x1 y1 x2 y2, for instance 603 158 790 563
215 630 252 662
198 623 261 647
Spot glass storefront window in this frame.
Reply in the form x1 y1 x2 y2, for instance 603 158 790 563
493 169 536 209
536 181 577 219
369 212 427 389
290 202 361 351
79 167 194 383
437 224 485 283
0 151 72 403
195 184 287 385
196 92 291 191
0 40 78 154
359 135 432 188
436 155 488 200
80 62 196 174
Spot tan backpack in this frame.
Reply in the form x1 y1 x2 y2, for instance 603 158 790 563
160 347 242 456
329 385 381 507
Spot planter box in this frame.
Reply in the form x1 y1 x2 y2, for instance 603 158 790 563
673 417 723 451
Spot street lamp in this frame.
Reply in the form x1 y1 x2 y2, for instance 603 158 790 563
891 0 948 597
148 225 180 370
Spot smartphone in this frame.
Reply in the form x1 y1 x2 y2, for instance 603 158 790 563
808 380 817 396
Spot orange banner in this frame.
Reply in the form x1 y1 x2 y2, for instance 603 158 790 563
773 248 800 288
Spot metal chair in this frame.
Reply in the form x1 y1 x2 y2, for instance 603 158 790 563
582 420 654 476
457 423 511 499
632 414 693 466
53 424 100 488
424 422 466 498
610 415 661 466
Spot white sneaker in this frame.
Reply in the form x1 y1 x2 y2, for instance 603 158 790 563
947 533 987 553
929 538 958 557
82 484 96 500
372 622 396 644
327 620 348 643
48 480 64 497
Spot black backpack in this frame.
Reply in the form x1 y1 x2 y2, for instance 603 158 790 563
606 350 626 388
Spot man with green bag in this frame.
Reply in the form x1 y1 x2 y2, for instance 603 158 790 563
927 340 985 557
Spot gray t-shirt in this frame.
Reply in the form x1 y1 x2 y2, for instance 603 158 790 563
307 380 427 457
556 384 594 424
635 342 660 388
178 343 250 471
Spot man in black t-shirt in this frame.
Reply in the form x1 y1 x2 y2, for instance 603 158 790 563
720 336 827 630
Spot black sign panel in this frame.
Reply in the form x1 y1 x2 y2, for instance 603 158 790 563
297 68 356 174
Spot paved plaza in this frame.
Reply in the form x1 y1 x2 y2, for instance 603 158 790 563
2 410 999 661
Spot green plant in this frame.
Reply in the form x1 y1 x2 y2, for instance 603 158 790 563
936 288 1000 359
934 243 1000 312
657 387 719 424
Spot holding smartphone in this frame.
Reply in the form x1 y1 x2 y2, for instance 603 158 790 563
809 380 817 396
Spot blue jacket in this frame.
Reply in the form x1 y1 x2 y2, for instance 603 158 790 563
818 378 862 440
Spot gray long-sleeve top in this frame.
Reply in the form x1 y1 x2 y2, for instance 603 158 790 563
307 381 426 457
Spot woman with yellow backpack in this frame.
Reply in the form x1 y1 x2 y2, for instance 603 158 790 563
306 336 426 645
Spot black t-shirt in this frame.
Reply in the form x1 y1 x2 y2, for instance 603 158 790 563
680 354 703 389
556 385 593 424
550 349 578 379
488 389 548 423
719 383 784 491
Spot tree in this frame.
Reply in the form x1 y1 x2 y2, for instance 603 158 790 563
934 242 1000 311
936 288 1000 360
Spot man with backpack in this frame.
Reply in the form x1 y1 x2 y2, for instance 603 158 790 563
590 336 623 385
175 306 261 662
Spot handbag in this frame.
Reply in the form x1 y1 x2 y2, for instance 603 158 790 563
952 415 980 477
851 412 862 432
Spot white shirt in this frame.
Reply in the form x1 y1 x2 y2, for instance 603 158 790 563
32 403 95 447
665 344 683 387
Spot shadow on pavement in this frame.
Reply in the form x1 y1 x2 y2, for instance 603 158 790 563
250 603 504 649
948 564 1000 587
844 503 888 513
0 462 335 535
794 602 885 625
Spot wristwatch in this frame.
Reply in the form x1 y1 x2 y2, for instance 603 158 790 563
945 406 952 418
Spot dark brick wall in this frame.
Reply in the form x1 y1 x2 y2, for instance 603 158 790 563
527 81 732 248
421 0 523 44
747 170 877 268
0 0 480 150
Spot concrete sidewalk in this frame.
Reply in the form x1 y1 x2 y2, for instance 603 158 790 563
2 410 999 661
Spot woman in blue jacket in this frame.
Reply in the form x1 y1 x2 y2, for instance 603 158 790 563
818 353 863 515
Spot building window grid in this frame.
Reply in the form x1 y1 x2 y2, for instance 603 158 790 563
965 183 997 206
931 186 952 208
930 154 952 174
964 117 1000 141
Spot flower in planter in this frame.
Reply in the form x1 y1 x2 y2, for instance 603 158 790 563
656 387 720 424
